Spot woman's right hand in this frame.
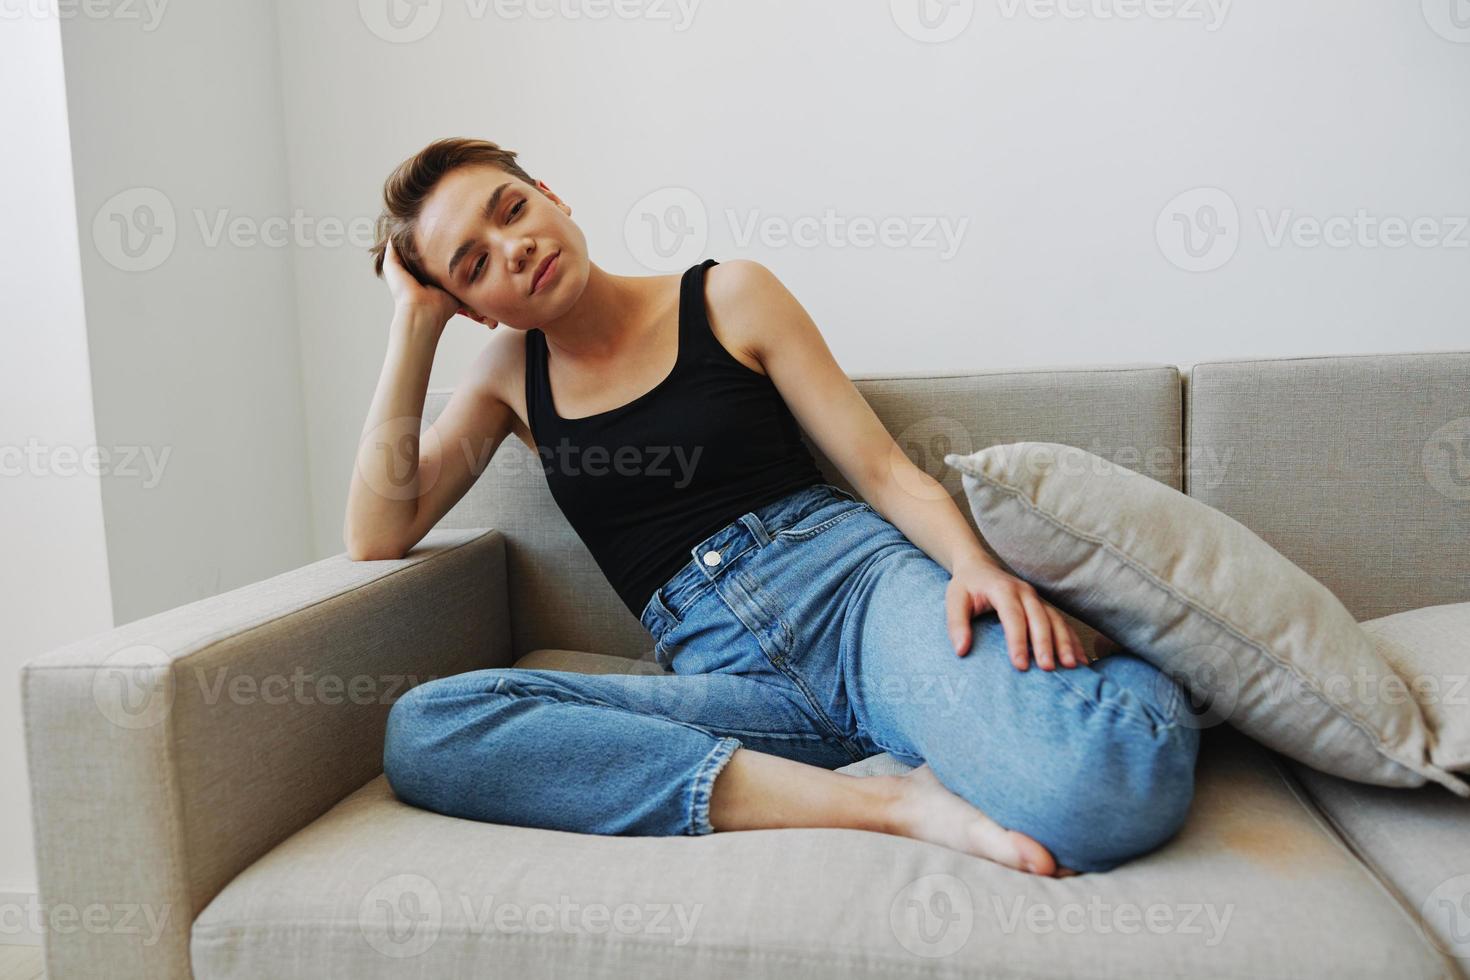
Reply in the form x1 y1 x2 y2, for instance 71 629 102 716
382 237 494 332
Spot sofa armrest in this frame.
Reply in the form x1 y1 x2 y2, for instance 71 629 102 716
20 527 510 980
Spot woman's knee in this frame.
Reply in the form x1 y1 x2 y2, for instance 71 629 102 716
936 709 1199 873
1044 722 1200 871
382 677 444 805
382 669 509 808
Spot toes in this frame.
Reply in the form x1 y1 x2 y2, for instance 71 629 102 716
1007 830 1057 876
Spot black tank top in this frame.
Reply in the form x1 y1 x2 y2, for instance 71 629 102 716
525 258 825 618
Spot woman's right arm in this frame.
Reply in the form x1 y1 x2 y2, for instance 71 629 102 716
343 241 511 560
343 311 440 559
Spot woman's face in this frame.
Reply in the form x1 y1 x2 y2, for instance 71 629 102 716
413 164 586 329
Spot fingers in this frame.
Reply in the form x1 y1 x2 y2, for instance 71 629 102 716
1018 588 1056 670
990 592 1030 671
1059 615 1088 668
946 586 972 656
1048 607 1079 669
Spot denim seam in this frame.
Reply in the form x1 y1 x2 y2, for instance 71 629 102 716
661 579 715 628
771 503 866 542
688 736 740 835
864 733 923 765
968 471 1448 787
1048 670 1175 737
721 569 863 761
491 678 835 747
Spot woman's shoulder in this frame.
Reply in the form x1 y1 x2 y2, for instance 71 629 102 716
700 259 805 378
464 325 535 442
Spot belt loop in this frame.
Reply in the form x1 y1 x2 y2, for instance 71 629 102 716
650 587 680 629
740 512 771 547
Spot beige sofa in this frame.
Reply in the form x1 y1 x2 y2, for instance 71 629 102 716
22 349 1470 979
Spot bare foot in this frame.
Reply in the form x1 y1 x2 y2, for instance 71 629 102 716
884 764 1060 877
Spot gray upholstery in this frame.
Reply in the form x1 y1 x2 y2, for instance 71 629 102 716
1183 351 1470 621
21 351 1470 979
1286 762 1470 965
22 529 511 980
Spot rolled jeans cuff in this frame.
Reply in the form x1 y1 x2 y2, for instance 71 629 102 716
688 737 741 836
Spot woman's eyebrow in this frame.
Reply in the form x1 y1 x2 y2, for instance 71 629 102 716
447 182 512 282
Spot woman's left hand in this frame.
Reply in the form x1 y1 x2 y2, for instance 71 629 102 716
945 559 1088 671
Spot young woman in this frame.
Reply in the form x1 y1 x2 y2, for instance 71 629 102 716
347 138 1199 877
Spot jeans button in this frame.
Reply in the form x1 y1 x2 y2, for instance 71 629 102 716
702 549 722 567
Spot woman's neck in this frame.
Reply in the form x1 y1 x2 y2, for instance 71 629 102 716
539 261 671 363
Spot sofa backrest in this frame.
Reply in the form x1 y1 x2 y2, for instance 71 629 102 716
1183 350 1470 621
428 363 1183 661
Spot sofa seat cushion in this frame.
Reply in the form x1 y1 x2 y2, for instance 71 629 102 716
189 651 1456 979
1287 761 1470 966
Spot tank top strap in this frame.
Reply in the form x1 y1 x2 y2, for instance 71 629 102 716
524 326 552 440
678 257 722 357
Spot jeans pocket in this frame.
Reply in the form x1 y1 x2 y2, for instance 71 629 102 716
772 500 868 542
823 482 859 503
641 586 682 645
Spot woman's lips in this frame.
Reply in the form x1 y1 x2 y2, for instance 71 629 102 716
532 252 560 294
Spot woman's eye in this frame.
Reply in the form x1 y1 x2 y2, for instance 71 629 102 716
510 200 524 219
471 255 485 282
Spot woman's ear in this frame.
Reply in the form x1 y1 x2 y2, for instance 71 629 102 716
458 307 498 329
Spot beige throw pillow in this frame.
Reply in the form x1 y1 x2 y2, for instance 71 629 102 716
944 442 1469 797
1359 602 1470 775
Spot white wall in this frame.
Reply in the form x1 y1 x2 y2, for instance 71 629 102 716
1 13 114 932
2 0 315 916
274 0 1470 560
58 0 315 623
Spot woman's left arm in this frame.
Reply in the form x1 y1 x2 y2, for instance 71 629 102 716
706 260 1087 672
865 476 1088 671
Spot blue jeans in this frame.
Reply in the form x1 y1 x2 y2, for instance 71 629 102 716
383 483 1200 872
